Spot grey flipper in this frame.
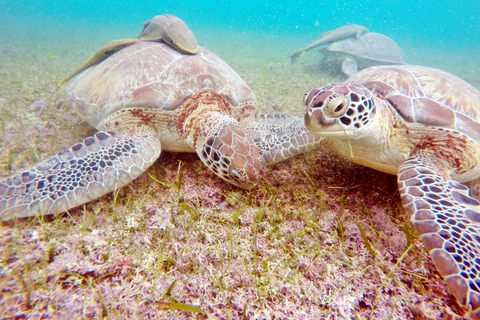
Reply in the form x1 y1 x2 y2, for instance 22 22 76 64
0 131 161 220
244 114 323 165
341 57 358 77
398 152 480 317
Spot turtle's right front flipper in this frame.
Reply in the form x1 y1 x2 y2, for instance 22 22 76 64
0 131 160 220
245 114 324 165
398 151 480 318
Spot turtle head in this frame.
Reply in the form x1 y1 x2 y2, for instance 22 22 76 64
197 116 262 189
304 84 376 136
181 89 262 189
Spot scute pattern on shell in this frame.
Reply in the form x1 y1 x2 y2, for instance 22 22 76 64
347 65 480 143
304 64 480 318
67 41 256 129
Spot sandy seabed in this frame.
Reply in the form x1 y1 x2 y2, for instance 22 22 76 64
1 24 479 319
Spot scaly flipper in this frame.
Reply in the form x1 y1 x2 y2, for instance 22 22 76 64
398 151 480 317
0 131 160 220
244 114 323 165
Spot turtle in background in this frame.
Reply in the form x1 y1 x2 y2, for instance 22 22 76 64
319 32 404 77
304 65 480 318
290 24 368 63
0 41 321 220
58 14 198 86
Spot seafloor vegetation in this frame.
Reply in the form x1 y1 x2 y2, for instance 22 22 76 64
1 30 479 319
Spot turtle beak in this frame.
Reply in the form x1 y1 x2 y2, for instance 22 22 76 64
304 105 315 128
304 104 337 134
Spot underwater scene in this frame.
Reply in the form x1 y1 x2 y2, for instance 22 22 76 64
1 0 480 318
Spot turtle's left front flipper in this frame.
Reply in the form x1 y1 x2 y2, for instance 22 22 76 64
0 131 161 220
244 114 324 166
398 151 480 318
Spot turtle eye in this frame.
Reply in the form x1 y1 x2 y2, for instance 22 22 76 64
324 95 350 117
334 103 344 113
229 167 240 181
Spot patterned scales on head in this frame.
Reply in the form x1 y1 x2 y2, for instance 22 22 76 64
0 41 321 220
304 65 480 318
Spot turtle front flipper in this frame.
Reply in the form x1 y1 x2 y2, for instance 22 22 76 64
341 57 359 77
0 131 160 220
398 152 480 318
244 114 324 165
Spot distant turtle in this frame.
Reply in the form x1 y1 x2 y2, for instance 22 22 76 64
58 14 198 86
290 24 368 63
0 41 320 219
319 32 404 77
304 65 480 318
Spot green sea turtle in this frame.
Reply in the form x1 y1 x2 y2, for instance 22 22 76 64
290 24 368 63
0 41 321 220
303 65 480 318
319 32 404 77
58 14 198 86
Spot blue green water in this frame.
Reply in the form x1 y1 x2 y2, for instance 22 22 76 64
1 0 480 85
2 0 479 47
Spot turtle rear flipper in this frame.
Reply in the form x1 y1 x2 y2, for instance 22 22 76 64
244 114 323 165
398 151 480 317
0 131 160 220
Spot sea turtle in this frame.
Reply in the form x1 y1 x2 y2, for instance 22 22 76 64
0 41 321 220
290 24 368 63
319 32 404 77
58 14 198 86
303 65 480 318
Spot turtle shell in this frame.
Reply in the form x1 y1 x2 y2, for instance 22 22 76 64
320 32 405 64
347 65 480 143
67 41 256 129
